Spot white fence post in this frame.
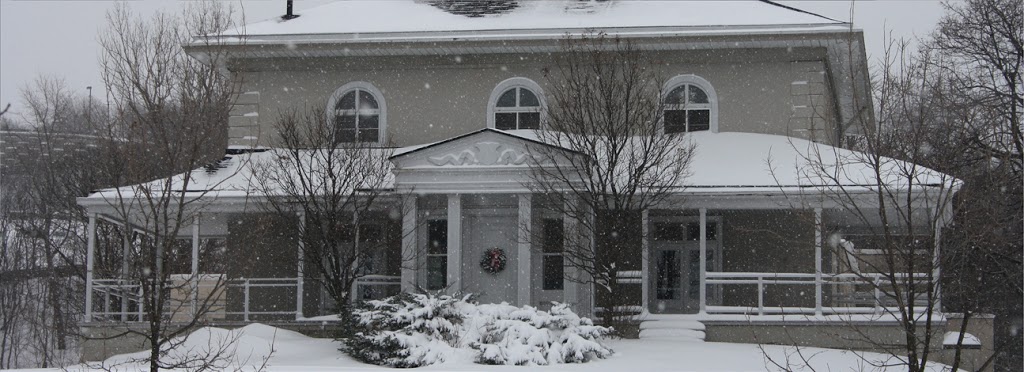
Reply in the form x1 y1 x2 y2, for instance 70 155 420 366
243 279 250 322
757 275 764 315
640 209 650 314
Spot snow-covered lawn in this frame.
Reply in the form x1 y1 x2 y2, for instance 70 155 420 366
6 323 956 372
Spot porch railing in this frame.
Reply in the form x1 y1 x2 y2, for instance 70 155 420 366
704 272 933 316
89 277 301 322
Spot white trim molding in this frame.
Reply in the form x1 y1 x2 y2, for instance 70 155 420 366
662 74 719 133
486 77 547 130
326 81 388 144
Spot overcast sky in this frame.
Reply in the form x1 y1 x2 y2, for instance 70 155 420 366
0 0 952 117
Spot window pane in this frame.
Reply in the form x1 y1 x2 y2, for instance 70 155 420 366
336 91 356 110
335 128 356 143
656 250 680 300
653 222 685 241
427 220 447 254
496 89 517 107
427 256 447 290
518 88 540 107
688 85 709 104
706 222 717 241
359 114 379 130
688 250 700 299
687 222 701 241
665 85 687 105
495 113 517 130
543 219 563 253
357 129 379 143
664 110 686 133
688 110 710 131
543 256 564 290
358 90 378 110
518 113 540 130
337 114 356 129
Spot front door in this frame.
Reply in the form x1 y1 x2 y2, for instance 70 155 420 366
462 209 518 304
650 217 720 314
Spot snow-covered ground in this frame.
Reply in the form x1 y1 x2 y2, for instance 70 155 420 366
6 323 956 372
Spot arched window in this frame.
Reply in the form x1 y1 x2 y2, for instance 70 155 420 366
663 75 718 134
327 82 386 143
487 78 545 130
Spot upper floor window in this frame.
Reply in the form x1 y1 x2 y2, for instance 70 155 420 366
663 75 718 134
327 82 386 144
488 77 545 130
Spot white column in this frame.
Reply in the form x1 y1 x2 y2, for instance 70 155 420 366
400 196 418 292
446 194 462 293
121 222 130 321
699 208 707 313
517 194 532 307
640 209 650 314
932 202 952 312
191 215 200 317
814 207 823 316
562 197 579 308
85 213 97 321
296 211 305 319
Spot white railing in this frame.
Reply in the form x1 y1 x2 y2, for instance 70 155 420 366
89 277 301 322
704 272 933 316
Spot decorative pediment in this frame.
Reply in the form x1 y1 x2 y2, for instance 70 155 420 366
427 141 532 166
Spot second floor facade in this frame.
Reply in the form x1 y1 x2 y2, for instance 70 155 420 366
192 1 872 149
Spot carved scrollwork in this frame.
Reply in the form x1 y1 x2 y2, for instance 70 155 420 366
427 141 532 166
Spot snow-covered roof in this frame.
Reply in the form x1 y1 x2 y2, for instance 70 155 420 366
79 130 955 208
235 0 848 40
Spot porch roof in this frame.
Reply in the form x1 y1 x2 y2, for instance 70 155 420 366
77 130 956 210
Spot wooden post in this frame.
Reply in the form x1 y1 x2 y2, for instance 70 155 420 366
699 208 707 313
517 194 532 307
447 194 462 293
814 207 823 316
85 213 97 321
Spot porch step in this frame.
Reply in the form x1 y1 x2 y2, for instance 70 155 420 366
638 317 706 342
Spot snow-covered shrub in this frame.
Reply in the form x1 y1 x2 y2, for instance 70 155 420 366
344 292 465 367
345 293 612 367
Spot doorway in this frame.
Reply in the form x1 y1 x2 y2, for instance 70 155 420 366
649 216 721 314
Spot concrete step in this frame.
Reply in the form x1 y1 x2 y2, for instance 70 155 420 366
639 319 706 331
638 328 706 340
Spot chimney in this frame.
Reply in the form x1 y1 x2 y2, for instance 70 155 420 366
282 0 299 20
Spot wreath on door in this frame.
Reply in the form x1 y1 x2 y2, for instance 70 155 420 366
480 247 507 274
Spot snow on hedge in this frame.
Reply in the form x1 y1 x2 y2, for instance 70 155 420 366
345 292 613 367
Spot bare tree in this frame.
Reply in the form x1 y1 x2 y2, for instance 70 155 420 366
0 76 110 368
527 33 695 329
249 107 400 329
88 2 243 370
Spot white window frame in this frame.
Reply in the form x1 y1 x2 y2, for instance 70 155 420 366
486 77 547 130
662 74 718 134
325 81 387 144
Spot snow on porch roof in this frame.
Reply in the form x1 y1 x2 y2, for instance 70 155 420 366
236 0 847 40
79 130 955 208
500 129 957 193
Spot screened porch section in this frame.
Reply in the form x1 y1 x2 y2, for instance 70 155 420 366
83 212 402 324
644 208 941 316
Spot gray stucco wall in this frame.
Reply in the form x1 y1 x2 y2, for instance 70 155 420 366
227 47 836 148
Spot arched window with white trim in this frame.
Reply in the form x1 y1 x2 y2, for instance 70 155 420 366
663 75 718 134
327 82 386 143
487 78 545 130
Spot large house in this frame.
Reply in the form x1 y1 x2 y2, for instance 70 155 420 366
76 0 991 368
